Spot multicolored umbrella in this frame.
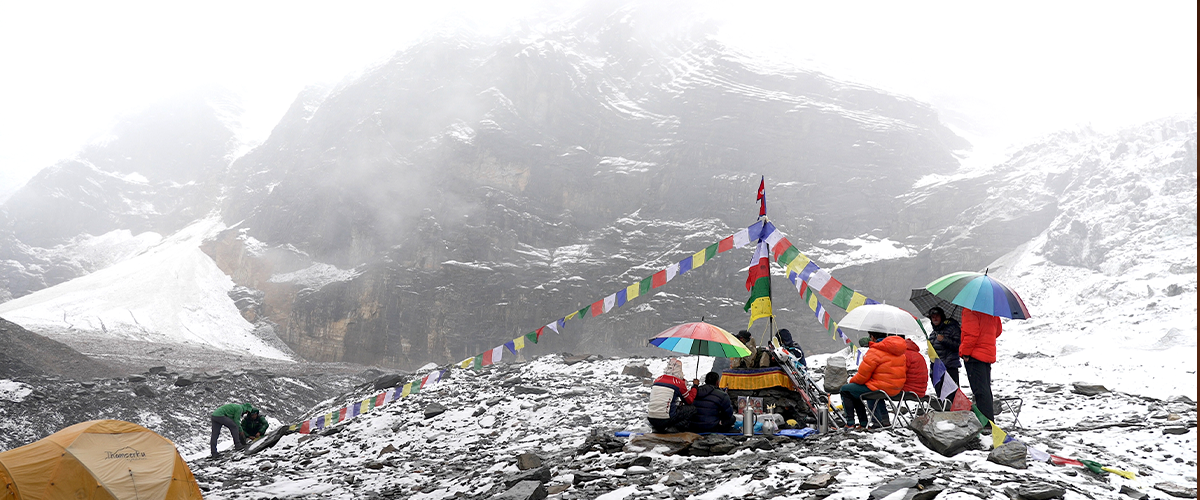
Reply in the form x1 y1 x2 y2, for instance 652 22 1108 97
649 322 751 357
924 271 1031 320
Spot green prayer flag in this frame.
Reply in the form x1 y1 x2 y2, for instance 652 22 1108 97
525 332 538 344
704 243 718 260
832 287 855 309
779 246 800 266
639 276 652 295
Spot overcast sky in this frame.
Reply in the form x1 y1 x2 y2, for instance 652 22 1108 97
0 1 1194 189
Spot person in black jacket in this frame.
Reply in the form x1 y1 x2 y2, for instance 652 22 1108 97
688 372 735 432
928 307 962 399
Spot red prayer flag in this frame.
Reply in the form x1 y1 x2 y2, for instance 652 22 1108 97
299 421 310 434
950 389 972 411
772 238 793 261
375 393 386 407
756 176 766 217
819 277 844 300
1050 455 1085 467
651 270 667 288
591 299 604 317
338 407 347 421
718 236 734 253
482 349 494 366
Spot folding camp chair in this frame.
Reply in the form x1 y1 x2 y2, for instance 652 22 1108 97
994 396 1024 429
858 390 896 429
890 391 925 428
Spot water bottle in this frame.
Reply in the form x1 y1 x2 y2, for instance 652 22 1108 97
742 403 754 436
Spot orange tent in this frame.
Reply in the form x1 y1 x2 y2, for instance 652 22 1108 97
0 419 203 500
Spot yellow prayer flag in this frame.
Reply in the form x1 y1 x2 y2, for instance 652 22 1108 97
514 336 525 350
565 311 578 321
289 424 298 431
787 254 811 274
324 413 333 427
846 292 868 312
401 382 412 397
360 400 371 414
807 293 819 311
1102 467 1136 479
459 358 473 369
992 424 1008 450
626 283 640 301
748 297 773 328
926 340 940 361
692 249 707 268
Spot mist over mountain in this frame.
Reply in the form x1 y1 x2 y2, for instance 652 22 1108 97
0 3 1192 375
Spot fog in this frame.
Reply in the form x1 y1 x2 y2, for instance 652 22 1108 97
0 0 1194 197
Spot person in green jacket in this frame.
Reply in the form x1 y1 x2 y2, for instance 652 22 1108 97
210 403 255 458
240 409 269 443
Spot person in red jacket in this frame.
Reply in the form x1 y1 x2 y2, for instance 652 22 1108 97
960 307 1002 433
839 331 907 429
902 337 929 395
646 359 698 433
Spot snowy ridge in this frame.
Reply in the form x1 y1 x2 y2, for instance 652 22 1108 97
0 218 291 360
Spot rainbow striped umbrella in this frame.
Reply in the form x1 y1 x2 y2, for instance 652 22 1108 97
649 322 752 357
924 271 1031 320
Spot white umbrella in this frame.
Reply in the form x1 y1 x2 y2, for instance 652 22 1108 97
838 304 924 337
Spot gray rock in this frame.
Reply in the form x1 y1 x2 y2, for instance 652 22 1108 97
1155 482 1198 498
1071 382 1109 396
625 466 651 475
500 376 524 387
514 386 550 395
615 456 651 469
662 470 685 485
127 374 147 383
812 488 834 499
907 485 946 500
516 452 542 470
495 480 547 500
132 385 157 398
148 366 167 374
1162 427 1190 435
423 402 447 419
504 466 552 489
823 358 848 393
1043 385 1063 393
687 433 736 456
1168 395 1195 404
870 477 918 500
625 432 701 456
372 374 406 390
1018 482 1066 500
562 354 591 365
800 473 834 489
173 376 194 387
1120 485 1148 499
988 441 1028 469
621 361 652 379
908 411 984 456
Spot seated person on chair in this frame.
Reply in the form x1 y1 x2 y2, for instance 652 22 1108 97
839 331 906 429
688 371 736 432
729 330 770 369
646 359 697 433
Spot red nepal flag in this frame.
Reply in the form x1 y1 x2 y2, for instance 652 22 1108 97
756 176 766 217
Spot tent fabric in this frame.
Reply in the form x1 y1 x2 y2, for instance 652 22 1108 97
718 367 796 391
0 419 202 500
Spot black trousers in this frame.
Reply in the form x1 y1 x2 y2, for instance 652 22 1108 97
964 359 993 425
211 415 245 456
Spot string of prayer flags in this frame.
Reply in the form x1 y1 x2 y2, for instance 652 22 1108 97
291 370 448 434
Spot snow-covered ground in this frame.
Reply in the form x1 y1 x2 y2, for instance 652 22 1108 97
0 217 291 360
189 353 1196 500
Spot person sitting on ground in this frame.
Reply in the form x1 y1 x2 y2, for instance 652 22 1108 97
210 402 256 458
240 408 270 443
729 330 770 369
688 371 736 432
776 328 807 367
646 358 697 433
839 331 906 430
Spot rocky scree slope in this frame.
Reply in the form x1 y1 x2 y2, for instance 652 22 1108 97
191 354 1197 500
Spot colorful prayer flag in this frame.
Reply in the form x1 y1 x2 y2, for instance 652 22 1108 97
514 336 525 350
744 239 774 328
756 176 766 217
992 424 1008 449
525 331 538 344
950 389 972 411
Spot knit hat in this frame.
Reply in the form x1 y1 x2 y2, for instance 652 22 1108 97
665 358 684 379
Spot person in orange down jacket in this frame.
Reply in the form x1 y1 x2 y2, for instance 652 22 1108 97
960 307 1002 433
902 337 930 396
839 331 906 429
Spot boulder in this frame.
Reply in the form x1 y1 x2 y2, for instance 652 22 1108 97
132 385 157 398
687 434 737 456
148 366 167 375
423 403 447 419
575 430 625 454
562 354 591 365
1018 482 1066 500
1162 427 1190 435
173 376 195 387
800 473 835 490
621 361 652 379
126 374 147 383
615 456 651 469
1154 482 1197 498
1071 383 1109 396
869 477 918 500
908 411 984 456
514 386 550 395
624 432 701 456
909 485 946 500
988 441 1028 469
1120 485 1148 499
516 452 543 470
504 466 552 489
495 480 547 500
373 374 406 390
823 358 848 393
